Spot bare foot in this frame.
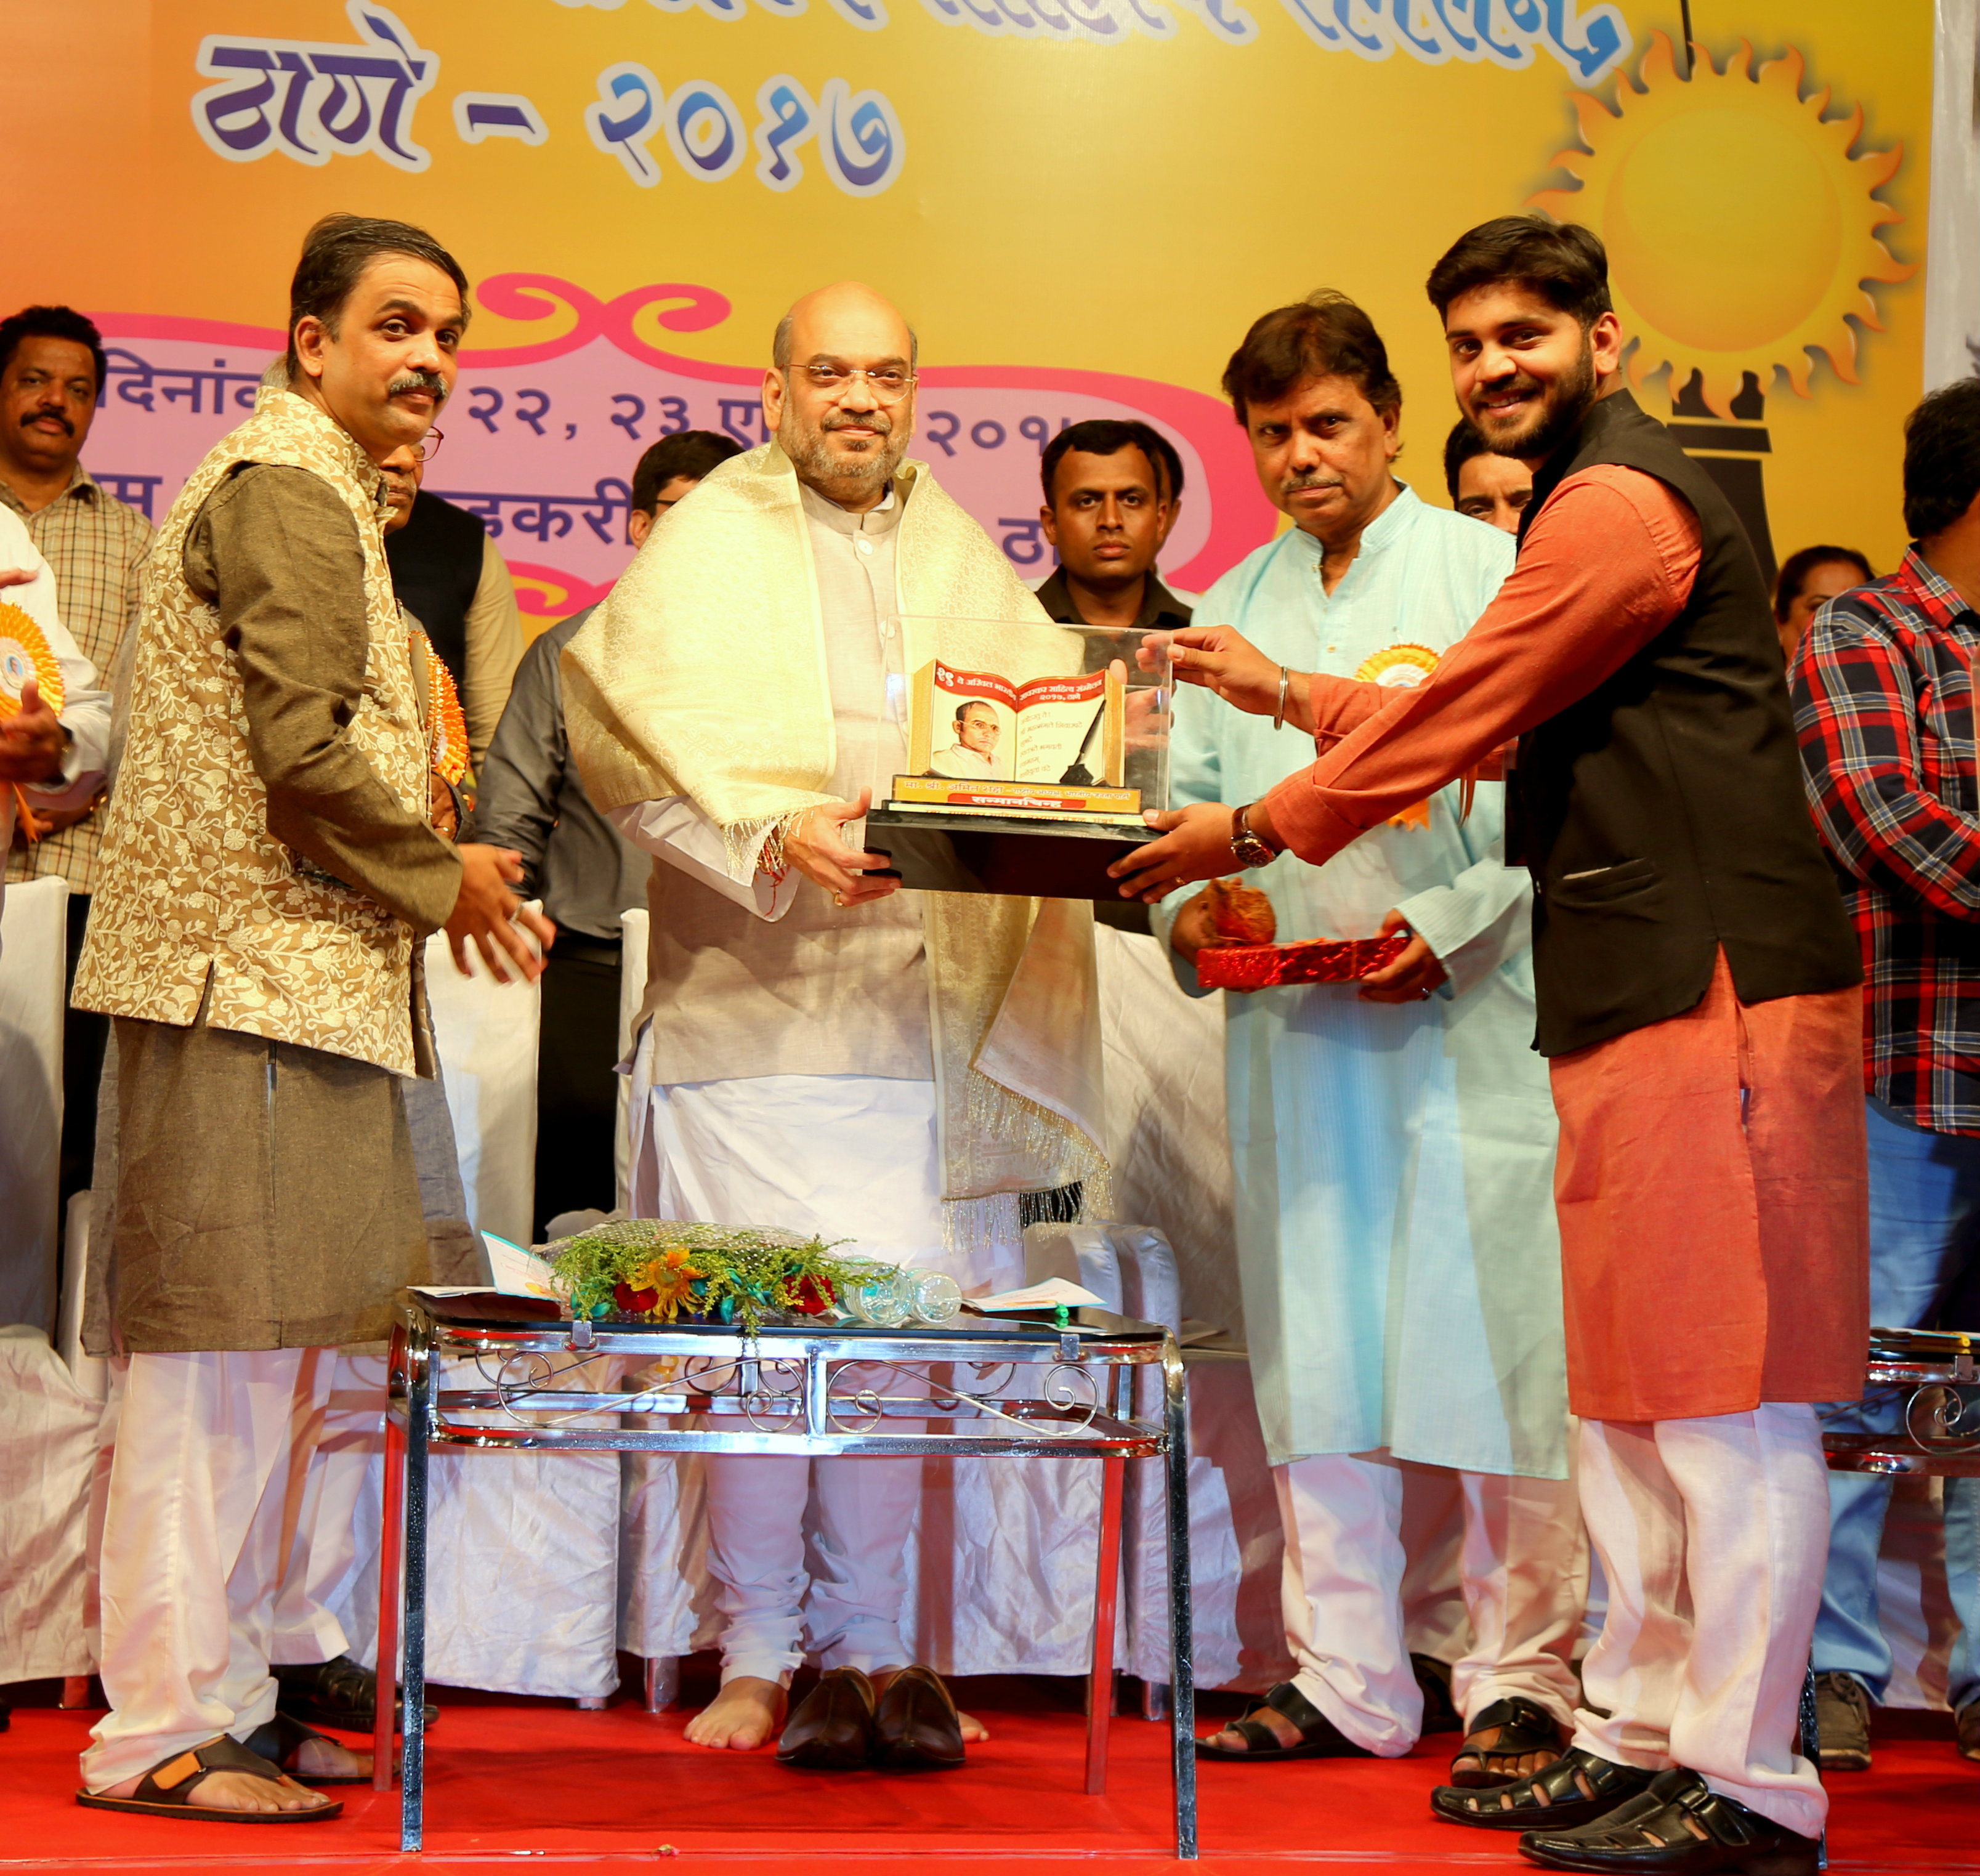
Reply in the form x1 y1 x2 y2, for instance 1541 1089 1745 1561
684 1676 788 1751
283 1734 371 1781
99 1742 335 1814
870 1668 988 1743
1203 1704 1302 1754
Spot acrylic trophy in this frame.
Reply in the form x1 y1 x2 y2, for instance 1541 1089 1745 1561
863 613 1173 902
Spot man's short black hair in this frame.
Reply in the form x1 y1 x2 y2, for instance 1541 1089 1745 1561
1902 378 1980 540
0 305 108 397
1425 215 1614 328
1221 290 1400 427
1772 544 1873 623
1040 418 1182 507
1443 421 1491 503
286 213 471 375
955 699 995 726
631 429 744 514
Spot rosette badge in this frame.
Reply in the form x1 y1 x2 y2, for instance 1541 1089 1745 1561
0 600 65 721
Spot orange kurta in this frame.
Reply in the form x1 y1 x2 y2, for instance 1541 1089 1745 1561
1548 949 1867 1420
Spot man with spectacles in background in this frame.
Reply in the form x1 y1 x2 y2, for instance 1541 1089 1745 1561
381 424 523 769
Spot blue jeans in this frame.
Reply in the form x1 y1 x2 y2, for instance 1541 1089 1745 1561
1812 1099 1980 1707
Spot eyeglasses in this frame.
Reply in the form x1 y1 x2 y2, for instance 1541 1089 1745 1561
417 428 444 461
793 365 916 405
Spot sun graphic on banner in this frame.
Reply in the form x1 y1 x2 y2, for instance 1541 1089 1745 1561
1530 31 1912 418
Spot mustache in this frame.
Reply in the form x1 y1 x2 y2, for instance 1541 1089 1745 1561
387 370 448 401
822 409 890 435
1473 371 1545 413
23 406 74 437
1280 472 1344 496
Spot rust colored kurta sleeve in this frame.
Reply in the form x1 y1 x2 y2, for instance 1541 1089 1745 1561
185 463 464 934
1263 463 1704 866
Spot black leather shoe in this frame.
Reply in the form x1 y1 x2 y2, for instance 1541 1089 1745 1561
777 1667 877 1770
273 1655 438 1732
1433 1745 1657 1830
872 1664 965 1771
1519 1768 1821 1874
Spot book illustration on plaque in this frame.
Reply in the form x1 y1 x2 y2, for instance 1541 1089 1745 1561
865 615 1170 904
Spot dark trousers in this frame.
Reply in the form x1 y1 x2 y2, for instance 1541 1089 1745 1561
533 942 623 1240
61 892 110 1222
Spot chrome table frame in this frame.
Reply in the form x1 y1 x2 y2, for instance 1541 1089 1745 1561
371 1301 1198 1858
1822 1328 1980 1479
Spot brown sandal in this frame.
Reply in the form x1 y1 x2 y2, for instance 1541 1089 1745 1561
76 1735 343 1822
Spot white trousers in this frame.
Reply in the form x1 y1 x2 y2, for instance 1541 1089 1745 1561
82 1348 337 1791
1572 1407 1828 1840
631 1067 954 1685
1279 1450 1586 1756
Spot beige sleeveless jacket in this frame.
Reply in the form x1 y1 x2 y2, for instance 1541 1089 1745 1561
74 389 431 1076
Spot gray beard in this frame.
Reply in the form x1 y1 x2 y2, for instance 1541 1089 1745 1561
780 413 908 494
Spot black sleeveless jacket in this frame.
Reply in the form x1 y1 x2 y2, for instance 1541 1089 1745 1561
1511 390 1859 1056
384 490 486 687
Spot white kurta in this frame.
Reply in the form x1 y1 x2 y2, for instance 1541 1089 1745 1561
1156 484 1569 1479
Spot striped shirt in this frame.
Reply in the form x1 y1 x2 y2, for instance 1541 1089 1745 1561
2 464 153 894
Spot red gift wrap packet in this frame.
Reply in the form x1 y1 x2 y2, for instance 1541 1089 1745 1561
1194 929 1413 992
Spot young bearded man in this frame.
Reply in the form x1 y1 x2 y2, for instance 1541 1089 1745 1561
1115 217 1865 1875
1790 380 1980 1776
1158 290 1584 1798
562 282 1108 1773
71 214 551 1824
1033 417 1195 633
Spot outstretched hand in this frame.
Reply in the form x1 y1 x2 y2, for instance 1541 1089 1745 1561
1152 626 1311 731
783 788 899 906
1107 801 1242 904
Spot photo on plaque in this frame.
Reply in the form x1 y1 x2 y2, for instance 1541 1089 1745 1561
866 615 1170 902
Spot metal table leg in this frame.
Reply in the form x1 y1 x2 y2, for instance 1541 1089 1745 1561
372 1326 408 1794
1163 1345 1197 1860
1085 1455 1126 1795
400 1332 432 1853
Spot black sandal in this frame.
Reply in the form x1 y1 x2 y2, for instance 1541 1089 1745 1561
1431 1744 1654 1830
243 1710 377 1784
75 1736 344 1822
1521 1767 1821 1874
1447 1695 1567 1787
1195 1682 1372 1761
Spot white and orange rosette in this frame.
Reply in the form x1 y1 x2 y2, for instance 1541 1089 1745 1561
0 600 67 843
1354 643 1441 828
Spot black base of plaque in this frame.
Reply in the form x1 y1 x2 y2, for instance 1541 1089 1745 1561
867 807 1156 904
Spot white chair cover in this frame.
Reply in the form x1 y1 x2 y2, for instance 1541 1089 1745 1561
0 875 69 1336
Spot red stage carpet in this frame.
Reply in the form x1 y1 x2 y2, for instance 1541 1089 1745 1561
0 1680 1968 1875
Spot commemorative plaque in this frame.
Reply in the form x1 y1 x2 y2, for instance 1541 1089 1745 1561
864 613 1174 902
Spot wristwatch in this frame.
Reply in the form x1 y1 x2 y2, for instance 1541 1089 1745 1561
1229 803 1277 870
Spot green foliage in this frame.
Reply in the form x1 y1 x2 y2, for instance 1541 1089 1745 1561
544 1219 890 1332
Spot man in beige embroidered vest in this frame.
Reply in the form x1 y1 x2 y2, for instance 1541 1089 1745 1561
564 283 1108 1769
71 215 551 1824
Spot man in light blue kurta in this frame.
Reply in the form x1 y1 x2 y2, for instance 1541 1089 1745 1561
1157 293 1583 1779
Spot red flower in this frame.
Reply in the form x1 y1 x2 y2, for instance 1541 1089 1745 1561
792 1276 836 1316
614 1282 660 1313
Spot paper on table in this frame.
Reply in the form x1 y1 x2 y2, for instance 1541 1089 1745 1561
971 1277 1106 1312
483 1231 564 1299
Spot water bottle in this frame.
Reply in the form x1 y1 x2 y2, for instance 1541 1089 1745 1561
903 1270 962 1325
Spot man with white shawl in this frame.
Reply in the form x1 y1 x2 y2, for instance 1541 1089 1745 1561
564 282 1107 1767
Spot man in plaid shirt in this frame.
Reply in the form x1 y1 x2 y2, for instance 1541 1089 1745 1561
1790 374 1980 1774
0 305 153 1222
